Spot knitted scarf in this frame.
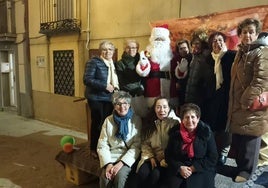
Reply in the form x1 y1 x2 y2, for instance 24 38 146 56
102 57 119 89
180 123 196 158
211 47 227 90
113 108 133 141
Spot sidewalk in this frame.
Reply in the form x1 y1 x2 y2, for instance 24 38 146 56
0 111 267 188
0 111 94 188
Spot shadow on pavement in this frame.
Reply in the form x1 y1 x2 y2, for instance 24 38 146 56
255 171 268 187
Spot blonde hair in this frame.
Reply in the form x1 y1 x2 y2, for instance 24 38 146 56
99 40 115 52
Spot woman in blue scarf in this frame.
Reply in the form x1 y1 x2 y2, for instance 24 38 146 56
97 91 141 188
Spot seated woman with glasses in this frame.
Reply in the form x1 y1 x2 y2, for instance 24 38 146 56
97 91 141 188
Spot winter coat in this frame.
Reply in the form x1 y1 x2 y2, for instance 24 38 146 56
227 39 268 136
83 57 116 102
97 113 141 168
165 121 218 176
136 111 180 171
203 50 236 131
184 49 213 110
115 52 144 97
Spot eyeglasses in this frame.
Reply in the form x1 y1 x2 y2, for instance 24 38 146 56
115 102 129 107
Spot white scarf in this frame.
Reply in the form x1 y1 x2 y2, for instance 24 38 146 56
211 48 227 90
102 57 119 89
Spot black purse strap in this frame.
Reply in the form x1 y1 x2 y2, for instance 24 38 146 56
123 140 129 150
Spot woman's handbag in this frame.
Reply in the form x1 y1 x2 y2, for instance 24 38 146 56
236 71 268 111
250 91 268 111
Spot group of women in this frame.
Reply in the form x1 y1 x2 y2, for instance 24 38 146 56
83 17 268 188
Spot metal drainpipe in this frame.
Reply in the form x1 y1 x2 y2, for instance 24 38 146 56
179 0 182 18
22 0 34 117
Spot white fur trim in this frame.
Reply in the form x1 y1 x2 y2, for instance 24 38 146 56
136 51 151 77
175 65 187 79
151 27 170 40
136 60 151 77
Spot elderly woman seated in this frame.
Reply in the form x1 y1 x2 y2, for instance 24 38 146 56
163 103 218 188
97 91 141 188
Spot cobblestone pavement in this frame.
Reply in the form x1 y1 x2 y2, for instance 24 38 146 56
0 111 267 188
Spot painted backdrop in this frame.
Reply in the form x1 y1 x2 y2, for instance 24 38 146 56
150 5 268 50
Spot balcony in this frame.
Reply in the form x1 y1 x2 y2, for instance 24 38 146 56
0 0 16 43
0 33 16 42
40 18 80 35
39 0 81 36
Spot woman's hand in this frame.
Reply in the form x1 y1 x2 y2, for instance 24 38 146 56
105 163 114 180
106 84 114 93
160 159 168 167
189 165 196 173
179 166 192 179
111 161 124 176
150 157 158 169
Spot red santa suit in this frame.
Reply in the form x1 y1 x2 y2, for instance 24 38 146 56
136 25 176 107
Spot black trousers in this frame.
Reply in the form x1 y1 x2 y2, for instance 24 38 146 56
87 99 113 151
137 161 166 188
231 133 261 179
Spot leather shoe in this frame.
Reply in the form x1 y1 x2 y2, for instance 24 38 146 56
235 175 247 183
218 155 227 166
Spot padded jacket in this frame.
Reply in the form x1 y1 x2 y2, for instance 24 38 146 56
227 38 268 136
83 57 113 102
97 114 141 168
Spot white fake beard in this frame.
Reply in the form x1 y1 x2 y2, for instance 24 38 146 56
147 41 173 71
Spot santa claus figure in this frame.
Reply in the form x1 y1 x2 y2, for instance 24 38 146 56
136 25 176 108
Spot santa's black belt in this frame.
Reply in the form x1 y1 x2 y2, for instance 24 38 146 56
149 71 172 79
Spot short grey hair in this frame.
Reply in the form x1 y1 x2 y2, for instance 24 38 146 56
124 39 140 50
111 91 132 105
99 40 115 52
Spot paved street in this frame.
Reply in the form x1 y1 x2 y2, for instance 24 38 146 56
0 111 267 188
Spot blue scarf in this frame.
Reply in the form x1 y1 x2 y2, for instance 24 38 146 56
113 108 133 141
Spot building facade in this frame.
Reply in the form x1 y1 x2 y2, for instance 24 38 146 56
0 0 267 133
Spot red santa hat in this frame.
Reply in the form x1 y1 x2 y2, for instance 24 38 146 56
150 24 170 40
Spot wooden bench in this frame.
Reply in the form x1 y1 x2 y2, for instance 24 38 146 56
55 142 101 185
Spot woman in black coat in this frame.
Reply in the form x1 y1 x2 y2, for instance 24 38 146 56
202 31 236 166
163 103 218 188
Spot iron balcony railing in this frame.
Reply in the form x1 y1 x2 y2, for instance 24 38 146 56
39 0 81 35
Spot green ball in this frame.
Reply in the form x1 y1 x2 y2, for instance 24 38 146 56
60 135 75 147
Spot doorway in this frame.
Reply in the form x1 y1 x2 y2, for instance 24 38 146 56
0 50 17 111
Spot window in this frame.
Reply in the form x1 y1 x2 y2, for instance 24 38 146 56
39 0 80 35
0 1 8 33
53 50 74 96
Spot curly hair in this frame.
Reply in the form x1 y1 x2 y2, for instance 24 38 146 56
237 18 262 36
190 29 209 49
208 31 227 49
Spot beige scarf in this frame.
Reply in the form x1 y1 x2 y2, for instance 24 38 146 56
102 57 119 89
211 48 227 90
